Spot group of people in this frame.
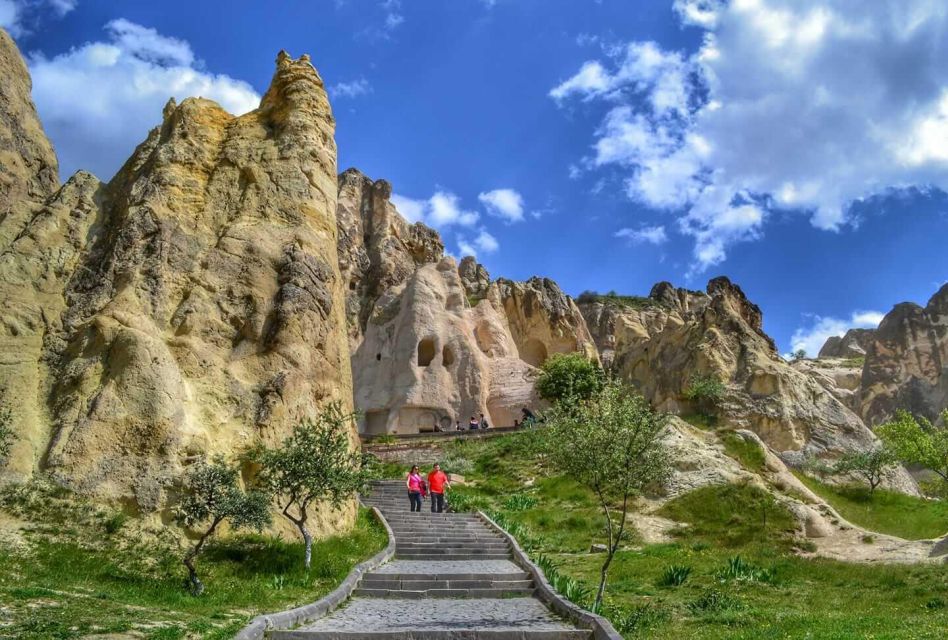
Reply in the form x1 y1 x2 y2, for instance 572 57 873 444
455 413 490 431
406 463 450 512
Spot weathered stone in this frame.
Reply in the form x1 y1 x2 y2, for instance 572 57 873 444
819 328 874 358
580 278 917 493
0 39 355 535
859 284 948 425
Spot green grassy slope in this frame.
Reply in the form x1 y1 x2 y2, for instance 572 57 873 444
432 432 948 639
0 481 387 640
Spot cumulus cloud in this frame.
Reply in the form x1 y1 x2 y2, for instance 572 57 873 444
789 310 885 357
391 190 479 228
0 0 76 36
458 228 500 258
478 188 525 222
614 225 668 245
28 18 260 180
329 77 372 99
552 0 948 272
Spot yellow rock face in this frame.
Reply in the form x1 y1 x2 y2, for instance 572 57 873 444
0 37 354 533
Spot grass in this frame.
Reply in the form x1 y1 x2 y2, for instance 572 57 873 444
432 431 948 639
0 481 387 639
794 472 948 540
719 431 767 473
576 291 663 310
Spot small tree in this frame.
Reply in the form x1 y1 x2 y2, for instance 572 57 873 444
878 409 948 490
791 349 807 362
252 402 371 569
536 352 605 403
683 373 726 418
177 456 271 595
832 446 898 496
540 380 669 611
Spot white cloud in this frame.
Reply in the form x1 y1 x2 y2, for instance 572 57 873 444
28 19 260 181
1 0 76 36
789 310 885 357
390 190 479 228
552 0 948 273
478 188 525 222
614 225 667 245
457 228 500 258
329 77 372 99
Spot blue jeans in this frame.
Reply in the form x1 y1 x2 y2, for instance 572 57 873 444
408 491 422 512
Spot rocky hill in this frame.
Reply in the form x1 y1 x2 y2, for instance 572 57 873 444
578 279 917 493
819 328 874 358
0 33 353 532
336 171 595 433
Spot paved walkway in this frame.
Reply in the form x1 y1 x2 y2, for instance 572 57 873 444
270 481 589 640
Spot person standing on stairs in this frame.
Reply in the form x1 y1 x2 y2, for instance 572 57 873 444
406 465 423 512
427 462 450 513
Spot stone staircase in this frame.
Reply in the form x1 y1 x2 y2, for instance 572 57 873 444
270 480 591 639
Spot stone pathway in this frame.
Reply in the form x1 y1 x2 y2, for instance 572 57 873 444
270 480 590 639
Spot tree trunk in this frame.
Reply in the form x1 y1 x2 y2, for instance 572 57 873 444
594 550 614 612
302 524 313 570
183 518 220 596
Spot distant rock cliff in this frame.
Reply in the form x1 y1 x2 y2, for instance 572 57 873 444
0 34 354 531
819 328 875 358
579 278 917 493
335 175 595 433
859 285 948 425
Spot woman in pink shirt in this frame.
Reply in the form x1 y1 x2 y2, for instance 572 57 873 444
406 465 423 512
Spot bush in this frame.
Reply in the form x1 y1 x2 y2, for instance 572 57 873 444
683 374 726 417
535 353 605 403
657 564 692 587
716 556 776 583
688 588 745 613
502 493 538 511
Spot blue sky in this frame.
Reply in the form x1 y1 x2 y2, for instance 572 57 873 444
5 0 948 354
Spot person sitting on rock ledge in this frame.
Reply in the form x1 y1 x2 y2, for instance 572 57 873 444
479 413 490 429
468 416 479 430
521 407 536 426
455 420 462 431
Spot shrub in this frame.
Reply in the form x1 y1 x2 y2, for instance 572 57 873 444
605 603 671 634
503 493 538 511
831 446 899 495
657 564 692 587
716 556 776 583
688 588 745 613
683 374 726 417
878 410 948 491
536 352 605 403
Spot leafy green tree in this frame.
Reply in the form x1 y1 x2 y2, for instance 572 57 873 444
540 380 669 610
878 410 948 490
177 456 271 595
832 446 899 495
251 402 371 569
791 349 807 362
535 352 605 403
683 373 726 417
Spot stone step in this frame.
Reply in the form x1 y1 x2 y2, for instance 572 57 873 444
353 587 536 599
365 571 530 582
395 551 510 560
395 544 509 551
397 547 508 555
361 578 534 590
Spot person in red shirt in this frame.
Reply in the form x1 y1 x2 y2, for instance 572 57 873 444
427 463 450 513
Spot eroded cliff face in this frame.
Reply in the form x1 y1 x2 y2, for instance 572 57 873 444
859 285 948 425
819 328 874 358
336 176 595 433
579 278 916 492
1 38 354 529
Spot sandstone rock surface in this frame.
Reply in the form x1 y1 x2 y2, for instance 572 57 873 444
1 38 354 533
819 328 874 358
579 278 916 493
859 284 948 425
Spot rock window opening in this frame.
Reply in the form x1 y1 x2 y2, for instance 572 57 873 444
417 338 436 367
376 353 382 361
442 345 455 366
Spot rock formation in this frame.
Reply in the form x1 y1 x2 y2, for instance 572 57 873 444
1 36 354 528
579 278 916 492
859 284 948 425
819 328 874 358
337 177 596 433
